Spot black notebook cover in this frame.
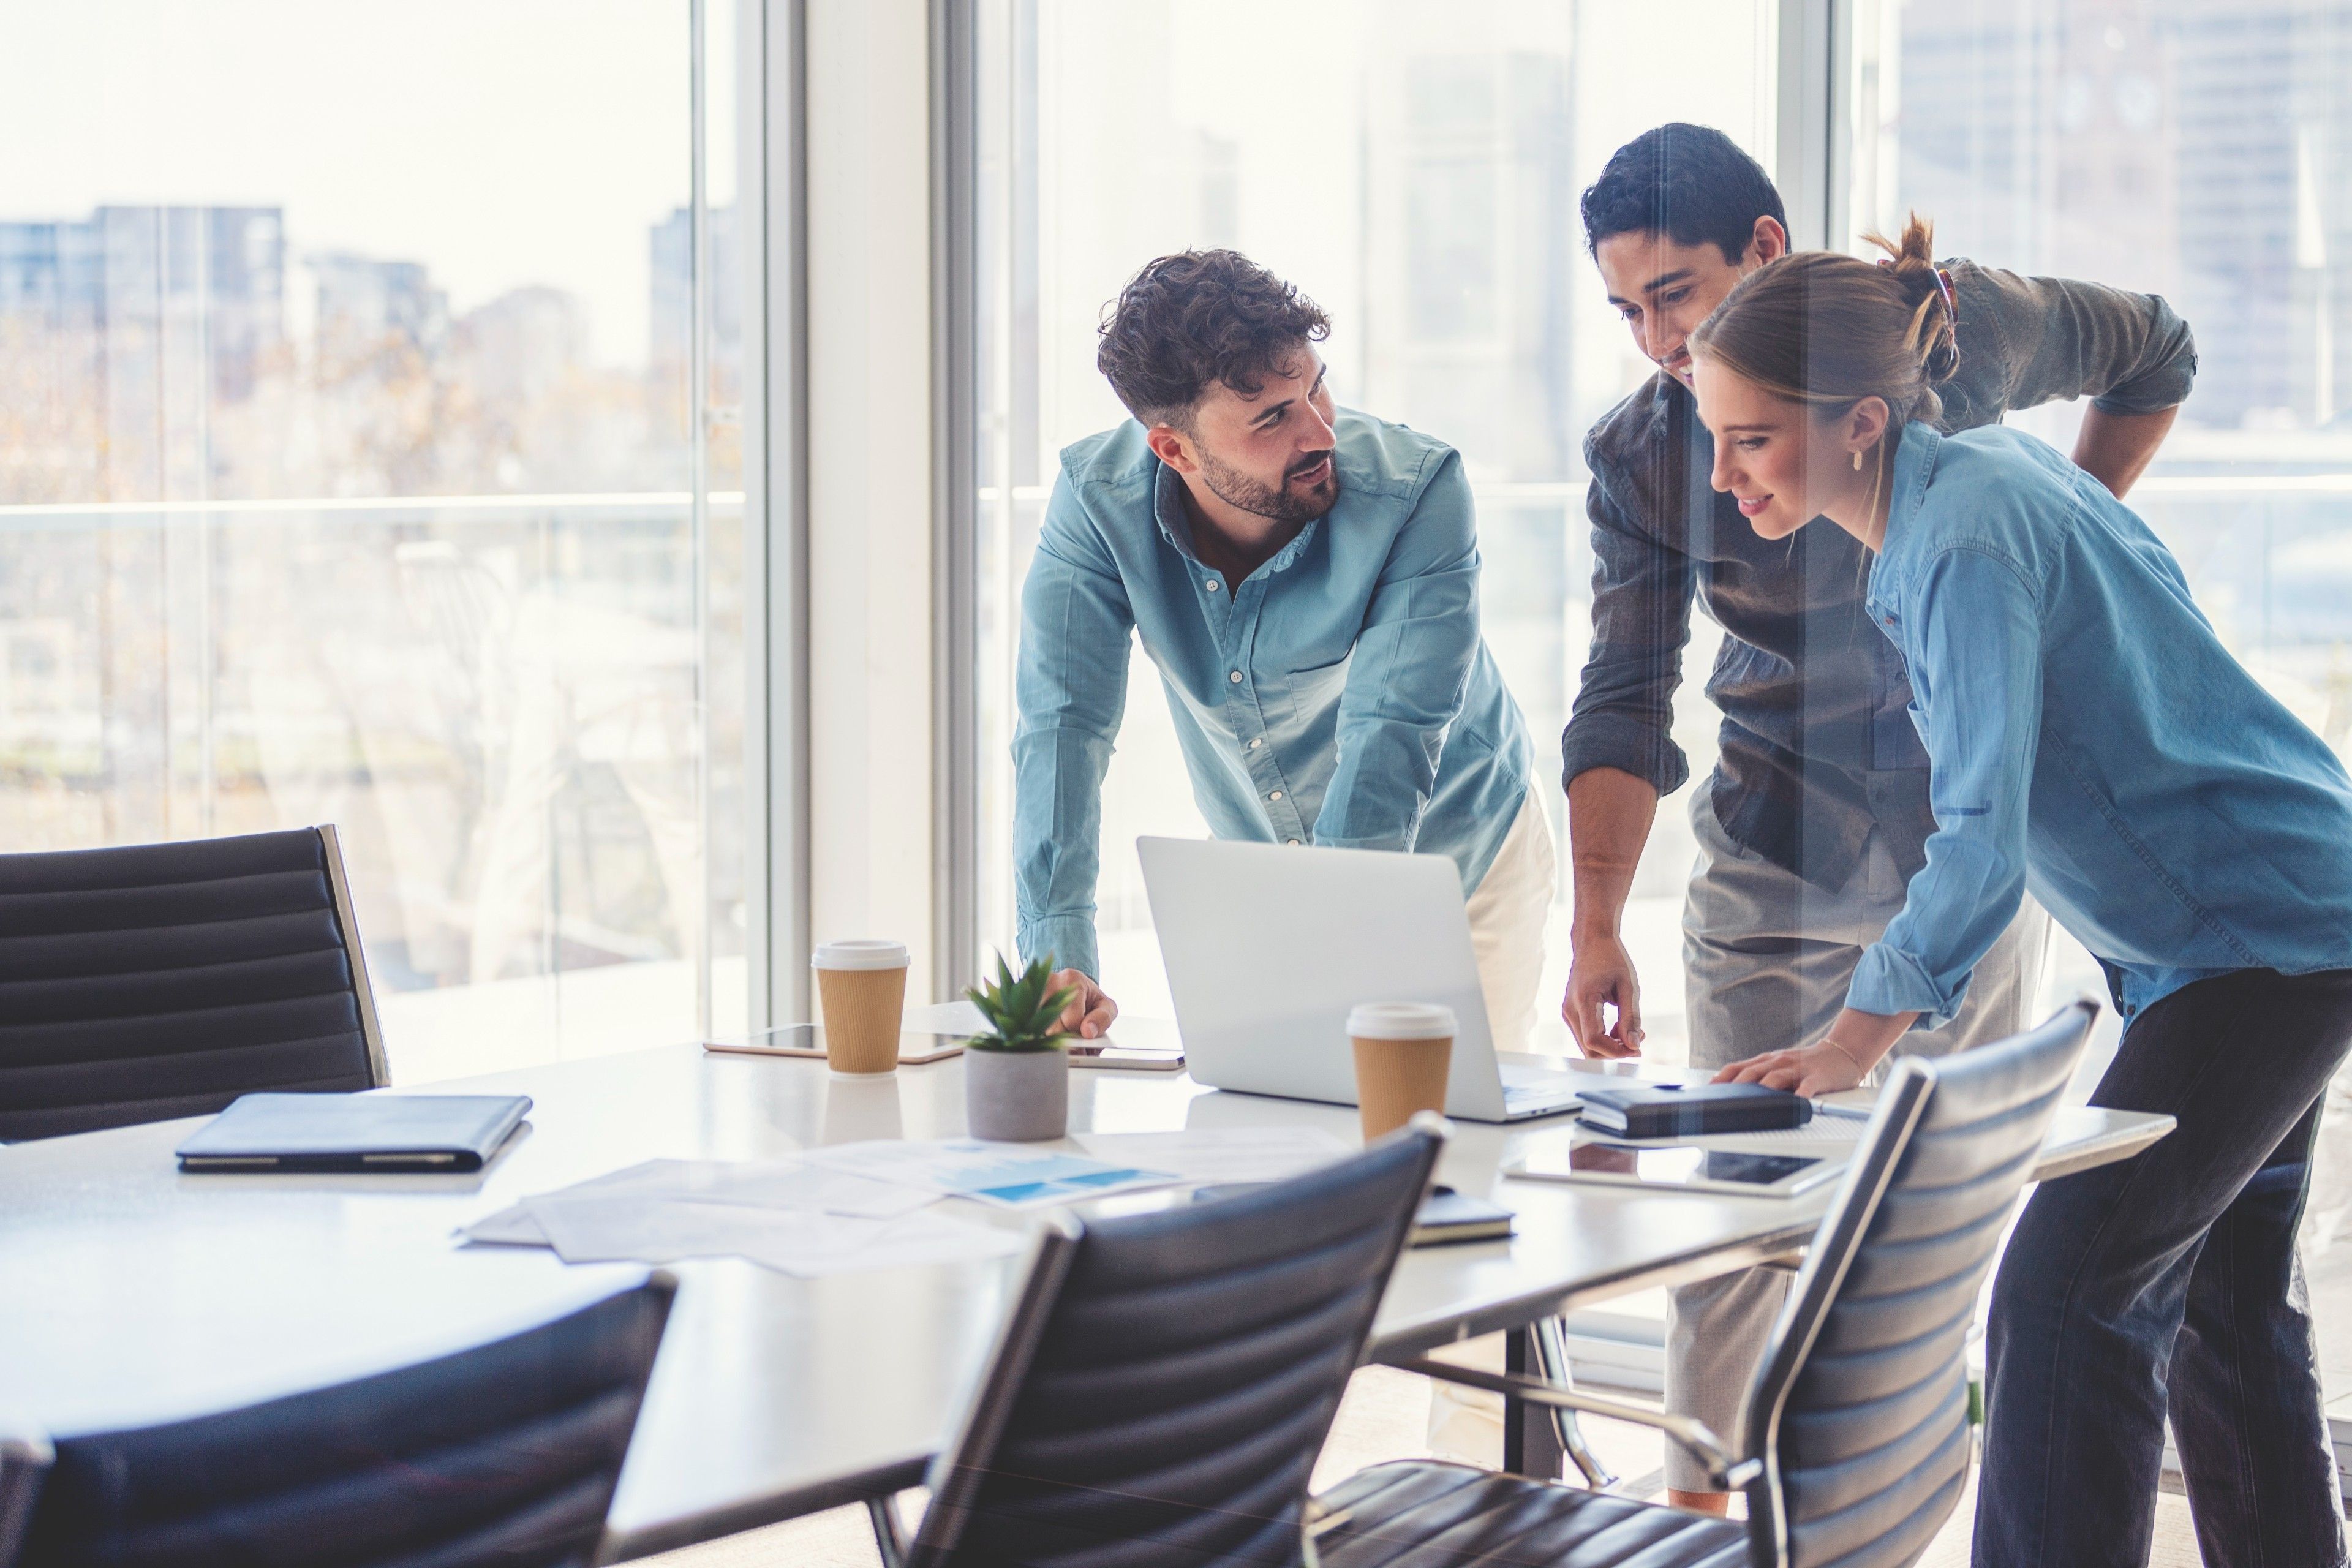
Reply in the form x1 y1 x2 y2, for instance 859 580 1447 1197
176 1093 532 1172
1575 1082 1812 1139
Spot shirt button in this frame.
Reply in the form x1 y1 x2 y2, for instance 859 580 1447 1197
1229 671 1243 684
1205 578 1221 592
1248 737 1263 750
1268 790 1283 801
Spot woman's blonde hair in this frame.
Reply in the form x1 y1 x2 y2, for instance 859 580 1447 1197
1687 213 1961 435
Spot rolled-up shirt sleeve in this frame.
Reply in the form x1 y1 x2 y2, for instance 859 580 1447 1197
1559 464 1696 796
1973 264 2199 417
1011 475 1135 981
1847 547 2043 1027
1313 451 1480 852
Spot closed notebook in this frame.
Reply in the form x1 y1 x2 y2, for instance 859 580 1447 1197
1409 1186 1515 1247
1575 1082 1812 1139
1195 1182 1513 1248
176 1092 532 1172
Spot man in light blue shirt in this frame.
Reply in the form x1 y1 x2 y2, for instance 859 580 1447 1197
1014 249 1542 1042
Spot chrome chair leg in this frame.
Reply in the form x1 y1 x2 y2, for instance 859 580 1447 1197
865 1494 908 1568
1534 1316 1619 1490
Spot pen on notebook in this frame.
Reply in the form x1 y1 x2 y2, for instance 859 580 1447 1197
1812 1101 1874 1121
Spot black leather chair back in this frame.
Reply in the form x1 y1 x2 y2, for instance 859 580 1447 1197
910 1123 1445 1568
15 1274 674 1568
1742 1001 2095 1568
0 1427 48 1568
0 826 387 1140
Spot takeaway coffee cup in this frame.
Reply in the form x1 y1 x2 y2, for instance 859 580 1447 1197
1348 1001 1457 1142
812 940 910 1076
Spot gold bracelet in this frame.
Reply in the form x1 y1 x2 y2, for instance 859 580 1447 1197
1819 1038 1866 1075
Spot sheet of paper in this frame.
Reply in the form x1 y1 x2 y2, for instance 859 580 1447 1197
457 1156 934 1249
803 1139 1180 1208
519 1194 1022 1276
1072 1127 1350 1185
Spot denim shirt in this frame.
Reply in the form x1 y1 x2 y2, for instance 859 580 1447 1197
1013 411 1532 980
1564 260 2198 890
1850 421 2352 1027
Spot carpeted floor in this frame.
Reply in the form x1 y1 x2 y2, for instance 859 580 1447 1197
631 1362 2211 1567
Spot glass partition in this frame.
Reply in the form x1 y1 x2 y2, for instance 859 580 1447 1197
0 0 750 1079
1852 0 2352 1470
972 0 1777 1049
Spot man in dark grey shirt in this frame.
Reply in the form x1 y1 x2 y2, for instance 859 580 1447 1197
1558 124 2196 1512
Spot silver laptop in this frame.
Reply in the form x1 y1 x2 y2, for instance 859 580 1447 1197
1137 836 1589 1123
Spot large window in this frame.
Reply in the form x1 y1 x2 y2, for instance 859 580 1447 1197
973 0 1776 1049
0 1 752 1079
1850 0 2352 1446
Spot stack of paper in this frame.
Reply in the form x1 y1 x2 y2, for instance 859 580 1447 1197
460 1132 1357 1278
461 1156 1025 1277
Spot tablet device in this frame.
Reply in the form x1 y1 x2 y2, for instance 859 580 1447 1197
1067 1016 1185 1072
177 1093 531 1172
703 1025 966 1065
1507 1141 1845 1199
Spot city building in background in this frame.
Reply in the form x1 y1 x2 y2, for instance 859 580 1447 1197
0 0 747 1077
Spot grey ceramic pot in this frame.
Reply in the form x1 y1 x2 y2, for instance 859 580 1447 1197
963 1046 1069 1142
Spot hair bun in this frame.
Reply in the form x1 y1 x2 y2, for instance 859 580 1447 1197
1865 213 1959 387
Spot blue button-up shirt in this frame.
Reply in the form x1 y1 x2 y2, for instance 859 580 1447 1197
1013 410 1532 980
1850 421 2352 1027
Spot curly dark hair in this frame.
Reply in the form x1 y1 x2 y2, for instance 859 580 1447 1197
1580 123 1786 264
1096 250 1330 427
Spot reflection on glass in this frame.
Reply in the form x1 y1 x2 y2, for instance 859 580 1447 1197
0 1 748 1077
1851 0 2352 1449
974 0 1774 1038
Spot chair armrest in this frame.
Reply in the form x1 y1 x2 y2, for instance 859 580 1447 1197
1394 1355 1762 1491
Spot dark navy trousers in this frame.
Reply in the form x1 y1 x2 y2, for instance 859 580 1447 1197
1977 968 2352 1568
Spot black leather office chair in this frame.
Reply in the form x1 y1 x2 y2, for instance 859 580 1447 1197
1315 1000 2097 1568
0 825 388 1140
7 1272 674 1568
870 1119 1447 1568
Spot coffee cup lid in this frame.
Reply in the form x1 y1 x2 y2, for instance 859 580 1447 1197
812 939 910 971
1346 1001 1457 1040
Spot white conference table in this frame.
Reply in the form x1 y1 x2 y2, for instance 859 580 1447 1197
0 1041 2170 1560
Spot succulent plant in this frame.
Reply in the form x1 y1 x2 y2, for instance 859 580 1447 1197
964 952 1077 1054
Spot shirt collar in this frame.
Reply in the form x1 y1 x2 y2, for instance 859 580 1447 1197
1151 460 1322 579
1882 420 1943 565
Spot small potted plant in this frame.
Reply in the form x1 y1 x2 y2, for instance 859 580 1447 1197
963 952 1074 1142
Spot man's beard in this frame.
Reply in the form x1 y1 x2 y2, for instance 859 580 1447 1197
1197 447 1339 524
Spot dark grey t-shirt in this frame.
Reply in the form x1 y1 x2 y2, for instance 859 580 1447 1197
1562 259 2198 890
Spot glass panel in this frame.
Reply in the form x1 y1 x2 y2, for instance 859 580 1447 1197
1853 0 2352 1439
0 0 749 1078
974 0 1776 1050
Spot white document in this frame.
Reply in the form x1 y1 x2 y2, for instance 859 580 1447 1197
1072 1127 1350 1185
459 1156 937 1251
803 1139 1181 1208
519 1194 1022 1277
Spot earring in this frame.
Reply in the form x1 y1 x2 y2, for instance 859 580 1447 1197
1851 448 1863 472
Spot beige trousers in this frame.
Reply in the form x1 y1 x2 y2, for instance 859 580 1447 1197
1464 789 1556 1055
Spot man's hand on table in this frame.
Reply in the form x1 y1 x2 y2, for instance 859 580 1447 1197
1049 969 1118 1040
1563 931 1645 1058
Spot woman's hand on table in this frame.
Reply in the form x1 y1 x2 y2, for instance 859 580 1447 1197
1711 1041 1868 1098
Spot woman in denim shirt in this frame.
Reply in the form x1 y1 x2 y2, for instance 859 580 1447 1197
1687 220 2352 1568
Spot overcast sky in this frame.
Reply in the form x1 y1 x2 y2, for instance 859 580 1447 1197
5 0 739 368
